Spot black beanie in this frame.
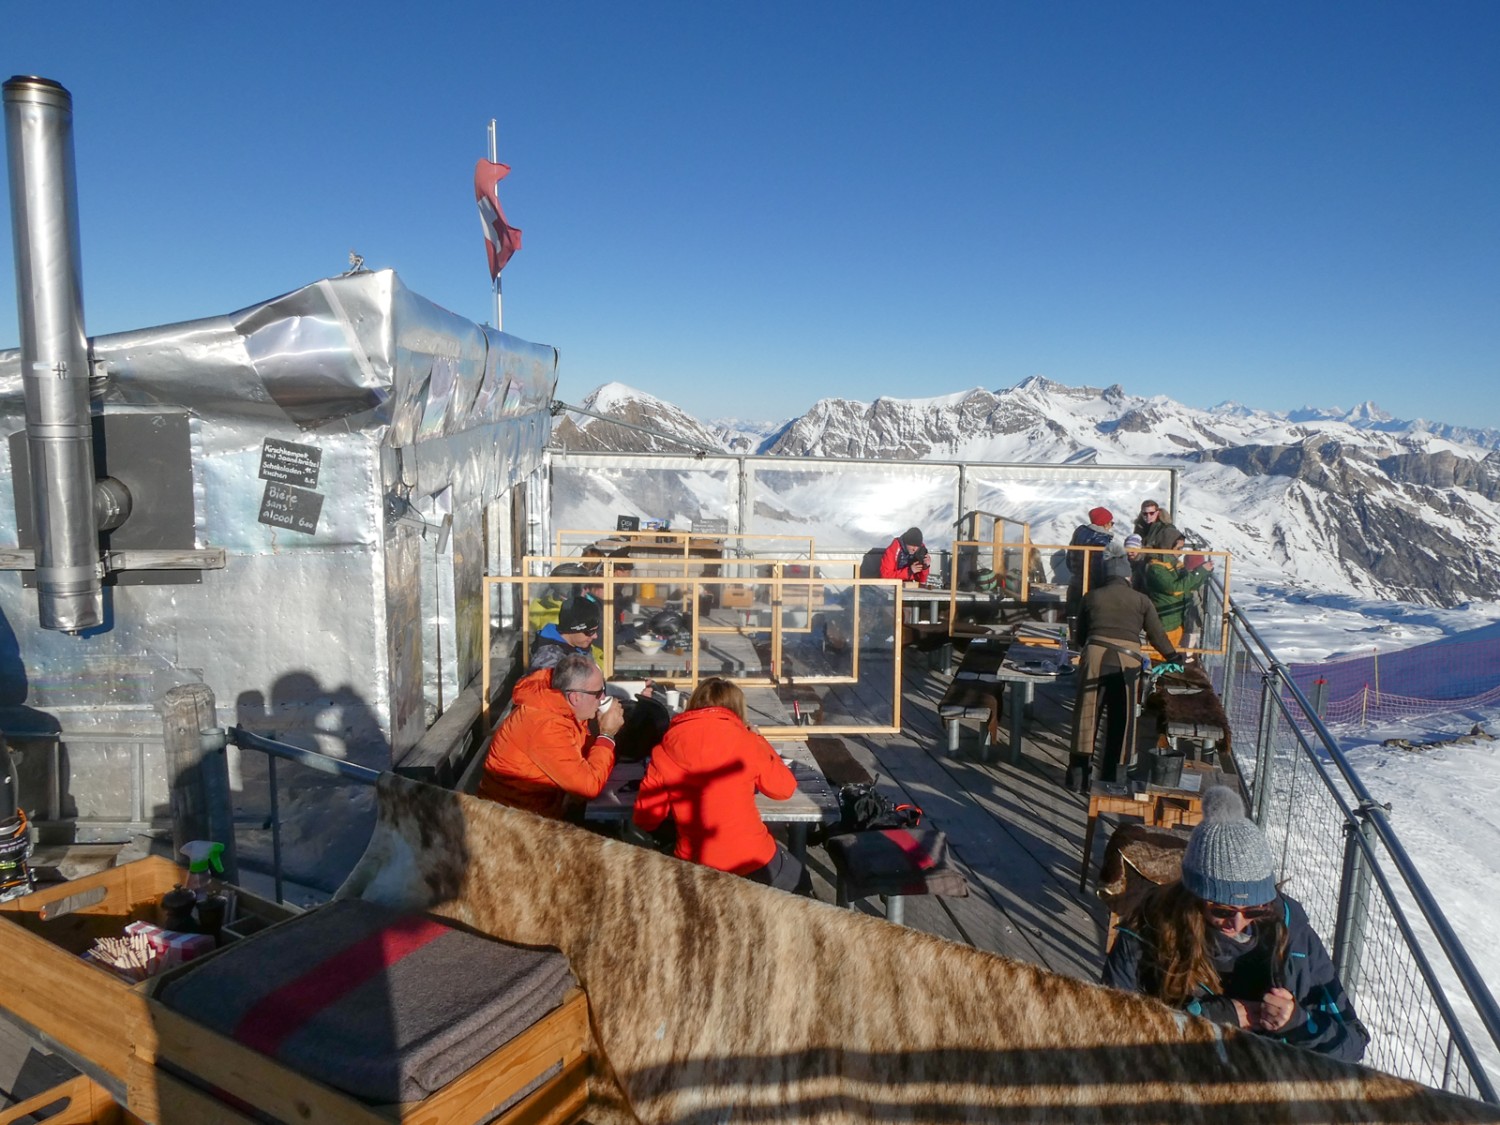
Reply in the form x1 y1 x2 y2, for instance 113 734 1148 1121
902 527 924 547
560 597 601 634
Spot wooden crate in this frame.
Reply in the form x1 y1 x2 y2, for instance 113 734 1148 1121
0 855 295 1084
130 986 590 1125
0 1074 140 1125
719 583 754 608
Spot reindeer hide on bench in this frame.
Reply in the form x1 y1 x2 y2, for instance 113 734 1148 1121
335 774 1498 1125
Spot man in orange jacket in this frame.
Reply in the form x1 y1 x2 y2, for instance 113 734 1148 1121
477 653 624 819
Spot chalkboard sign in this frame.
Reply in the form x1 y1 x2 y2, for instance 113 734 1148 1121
258 482 325 535
258 438 322 489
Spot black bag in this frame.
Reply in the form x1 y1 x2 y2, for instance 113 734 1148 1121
612 693 671 762
834 782 922 833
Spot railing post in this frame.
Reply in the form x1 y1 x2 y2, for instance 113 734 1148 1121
159 683 239 883
1251 669 1278 826
1311 676 1328 719
1218 623 1240 716
1332 800 1380 1000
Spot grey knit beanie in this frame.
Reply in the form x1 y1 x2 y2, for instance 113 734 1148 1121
1180 787 1277 907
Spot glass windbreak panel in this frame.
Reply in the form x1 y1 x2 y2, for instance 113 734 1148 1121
746 460 960 566
968 465 1176 582
951 542 1040 596
549 456 739 539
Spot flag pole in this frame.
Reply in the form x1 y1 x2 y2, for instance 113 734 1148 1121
487 118 502 331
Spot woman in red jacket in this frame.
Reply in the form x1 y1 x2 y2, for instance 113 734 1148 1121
632 678 812 894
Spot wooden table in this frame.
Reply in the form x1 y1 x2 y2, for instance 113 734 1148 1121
937 637 1068 764
585 742 838 862
586 535 725 560
1078 759 1225 891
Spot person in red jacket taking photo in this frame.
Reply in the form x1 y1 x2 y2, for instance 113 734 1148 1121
879 527 932 585
632 678 812 894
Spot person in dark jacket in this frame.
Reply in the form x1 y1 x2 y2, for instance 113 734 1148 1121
1102 787 1369 1063
529 596 602 671
1065 507 1115 646
1134 498 1179 551
1066 550 1180 791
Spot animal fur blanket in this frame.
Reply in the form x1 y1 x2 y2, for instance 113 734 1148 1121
336 774 1499 1124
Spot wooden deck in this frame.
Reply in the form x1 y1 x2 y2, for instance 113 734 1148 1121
791 651 1114 984
0 643 1124 1117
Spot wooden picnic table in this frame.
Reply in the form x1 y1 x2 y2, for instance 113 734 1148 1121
937 636 1069 764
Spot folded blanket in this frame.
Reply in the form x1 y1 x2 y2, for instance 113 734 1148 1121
158 898 575 1104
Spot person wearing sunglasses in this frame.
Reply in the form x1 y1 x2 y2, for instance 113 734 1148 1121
529 596 604 672
477 653 624 819
1101 787 1369 1062
1133 499 1180 552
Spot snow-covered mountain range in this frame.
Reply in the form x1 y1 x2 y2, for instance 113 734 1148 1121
553 379 1500 610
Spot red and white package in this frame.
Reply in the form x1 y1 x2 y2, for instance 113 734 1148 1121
124 920 215 970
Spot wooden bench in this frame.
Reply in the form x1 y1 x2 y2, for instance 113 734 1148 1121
937 641 1007 756
1140 666 1231 767
142 898 590 1125
826 829 968 926
0 856 589 1125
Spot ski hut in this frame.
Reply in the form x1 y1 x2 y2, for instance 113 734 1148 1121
0 77 556 846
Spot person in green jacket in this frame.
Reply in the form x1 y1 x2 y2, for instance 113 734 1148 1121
1143 531 1213 648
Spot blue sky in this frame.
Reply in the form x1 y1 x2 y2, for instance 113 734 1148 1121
5 2 1498 428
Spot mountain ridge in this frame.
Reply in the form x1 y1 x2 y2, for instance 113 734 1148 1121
553 379 1500 608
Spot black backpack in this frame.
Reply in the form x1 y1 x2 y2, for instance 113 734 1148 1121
833 781 923 833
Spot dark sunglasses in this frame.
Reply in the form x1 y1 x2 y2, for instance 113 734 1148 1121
567 687 607 699
1204 901 1276 923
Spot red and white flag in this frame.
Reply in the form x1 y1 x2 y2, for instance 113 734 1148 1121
474 159 522 279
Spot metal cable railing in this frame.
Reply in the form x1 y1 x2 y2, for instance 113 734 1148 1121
1205 600 1500 1102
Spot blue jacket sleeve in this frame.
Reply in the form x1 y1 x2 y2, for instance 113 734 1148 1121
1275 908 1371 1062
1100 928 1145 992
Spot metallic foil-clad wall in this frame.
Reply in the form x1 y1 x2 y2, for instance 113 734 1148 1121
0 269 556 828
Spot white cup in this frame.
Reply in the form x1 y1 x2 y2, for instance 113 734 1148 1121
664 689 681 711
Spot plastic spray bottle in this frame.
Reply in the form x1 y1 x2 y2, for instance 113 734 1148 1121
181 840 231 942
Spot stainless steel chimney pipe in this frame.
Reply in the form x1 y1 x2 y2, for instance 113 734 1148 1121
4 76 103 632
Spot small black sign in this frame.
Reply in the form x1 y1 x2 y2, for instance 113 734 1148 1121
258 438 322 489
258 482 325 535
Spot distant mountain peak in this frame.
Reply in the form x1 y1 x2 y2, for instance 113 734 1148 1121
552 377 1500 607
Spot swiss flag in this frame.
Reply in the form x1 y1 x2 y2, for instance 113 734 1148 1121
474 159 522 278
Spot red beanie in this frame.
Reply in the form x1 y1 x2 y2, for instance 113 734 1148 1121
1088 507 1113 527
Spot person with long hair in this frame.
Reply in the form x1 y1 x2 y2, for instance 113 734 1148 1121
1101 787 1369 1062
632 678 812 894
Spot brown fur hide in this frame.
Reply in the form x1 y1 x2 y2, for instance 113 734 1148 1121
1096 823 1190 907
1142 667 1234 762
336 774 1500 1124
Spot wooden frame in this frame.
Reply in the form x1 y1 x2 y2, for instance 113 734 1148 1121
553 527 815 562
0 1074 140 1125
483 567 904 738
129 988 590 1125
0 856 296 1085
0 854 591 1124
